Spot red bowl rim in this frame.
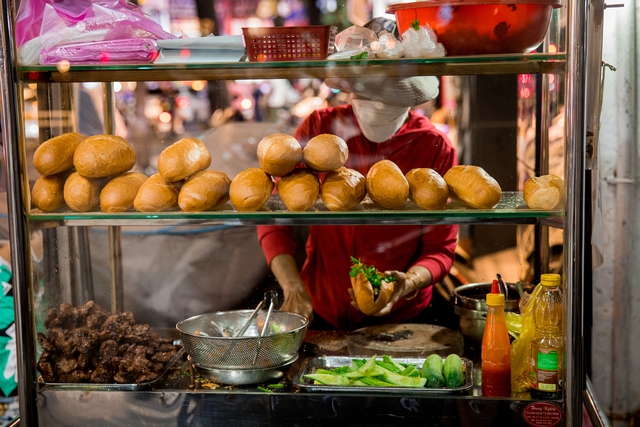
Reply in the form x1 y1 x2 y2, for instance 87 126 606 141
386 0 563 13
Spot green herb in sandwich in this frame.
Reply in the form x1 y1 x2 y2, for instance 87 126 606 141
349 256 396 296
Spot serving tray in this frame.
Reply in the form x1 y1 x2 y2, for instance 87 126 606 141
293 355 473 395
39 347 185 391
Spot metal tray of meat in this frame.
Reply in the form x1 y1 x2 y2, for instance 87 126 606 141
293 355 473 395
38 347 185 391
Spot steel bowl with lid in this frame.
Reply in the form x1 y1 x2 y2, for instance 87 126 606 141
453 282 531 342
176 310 308 370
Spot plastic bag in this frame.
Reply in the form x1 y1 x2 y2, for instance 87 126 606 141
510 284 544 393
15 0 175 64
40 38 159 64
402 24 446 58
373 31 404 59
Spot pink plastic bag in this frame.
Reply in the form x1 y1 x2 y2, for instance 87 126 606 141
15 0 175 48
40 38 159 64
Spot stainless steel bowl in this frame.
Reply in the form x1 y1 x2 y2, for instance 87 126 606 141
453 282 529 342
176 310 308 370
195 355 298 385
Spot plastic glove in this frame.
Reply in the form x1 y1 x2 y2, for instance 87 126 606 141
269 254 314 323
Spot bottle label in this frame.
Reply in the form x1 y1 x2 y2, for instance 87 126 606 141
532 347 560 391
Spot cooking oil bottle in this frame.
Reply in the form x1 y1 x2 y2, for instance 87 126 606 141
531 273 563 398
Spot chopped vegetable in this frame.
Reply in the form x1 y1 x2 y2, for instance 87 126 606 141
350 51 368 60
411 19 421 31
304 355 425 388
257 386 273 393
349 257 396 294
303 373 351 386
266 384 284 389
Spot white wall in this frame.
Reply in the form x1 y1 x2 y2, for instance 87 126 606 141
592 0 640 417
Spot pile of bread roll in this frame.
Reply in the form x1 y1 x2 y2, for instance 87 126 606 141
31 131 562 214
31 132 230 213
235 132 511 212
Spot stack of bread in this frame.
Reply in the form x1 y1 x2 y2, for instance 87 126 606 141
31 132 232 214
31 131 518 214
231 132 359 212
31 132 140 213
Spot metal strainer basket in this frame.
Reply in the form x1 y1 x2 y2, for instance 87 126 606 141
176 310 308 370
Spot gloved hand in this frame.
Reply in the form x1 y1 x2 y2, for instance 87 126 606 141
269 254 314 323
348 266 432 317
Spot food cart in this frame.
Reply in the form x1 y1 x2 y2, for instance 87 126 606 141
0 0 608 425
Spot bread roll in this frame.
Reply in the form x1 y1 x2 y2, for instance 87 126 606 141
158 137 211 182
229 168 274 212
133 173 181 212
73 134 136 178
63 172 105 212
443 165 502 209
302 134 348 172
523 174 564 210
350 272 395 316
321 167 366 211
406 168 449 210
276 169 320 212
257 133 302 177
365 159 409 209
100 172 148 213
31 172 70 212
178 170 231 212
33 132 87 176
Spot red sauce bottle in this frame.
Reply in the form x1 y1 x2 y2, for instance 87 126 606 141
481 279 512 397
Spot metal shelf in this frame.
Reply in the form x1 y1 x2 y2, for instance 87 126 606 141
19 53 566 83
28 192 564 228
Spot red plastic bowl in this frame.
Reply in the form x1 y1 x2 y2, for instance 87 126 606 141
386 0 562 56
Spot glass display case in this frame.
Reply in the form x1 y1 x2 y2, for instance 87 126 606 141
0 0 593 425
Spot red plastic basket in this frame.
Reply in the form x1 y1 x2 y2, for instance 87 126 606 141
242 25 337 62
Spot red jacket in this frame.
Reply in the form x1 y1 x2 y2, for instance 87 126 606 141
258 104 458 330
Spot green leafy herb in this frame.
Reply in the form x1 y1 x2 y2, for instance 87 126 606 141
350 51 368 60
411 19 421 31
349 257 396 293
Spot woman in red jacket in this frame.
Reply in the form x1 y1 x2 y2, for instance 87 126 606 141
257 75 458 330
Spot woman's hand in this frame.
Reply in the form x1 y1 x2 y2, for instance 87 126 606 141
281 285 314 323
269 254 314 323
349 266 431 317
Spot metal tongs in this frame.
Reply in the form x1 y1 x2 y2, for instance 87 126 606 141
496 273 509 301
221 291 277 362
252 290 278 364
234 297 266 338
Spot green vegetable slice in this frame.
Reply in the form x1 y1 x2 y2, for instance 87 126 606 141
303 373 350 386
381 371 427 388
383 355 405 373
360 376 396 387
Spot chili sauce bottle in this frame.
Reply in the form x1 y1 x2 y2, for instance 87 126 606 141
531 273 563 399
481 279 512 397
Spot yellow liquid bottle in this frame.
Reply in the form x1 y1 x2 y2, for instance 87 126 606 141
531 273 563 398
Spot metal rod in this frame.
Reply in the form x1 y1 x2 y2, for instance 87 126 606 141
109 227 123 313
102 82 115 134
584 376 612 427
102 82 124 313
609 0 635 423
565 0 589 424
0 1 38 425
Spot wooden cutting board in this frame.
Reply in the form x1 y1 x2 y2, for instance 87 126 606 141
347 324 464 358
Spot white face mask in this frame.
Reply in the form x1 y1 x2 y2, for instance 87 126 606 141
351 99 410 143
